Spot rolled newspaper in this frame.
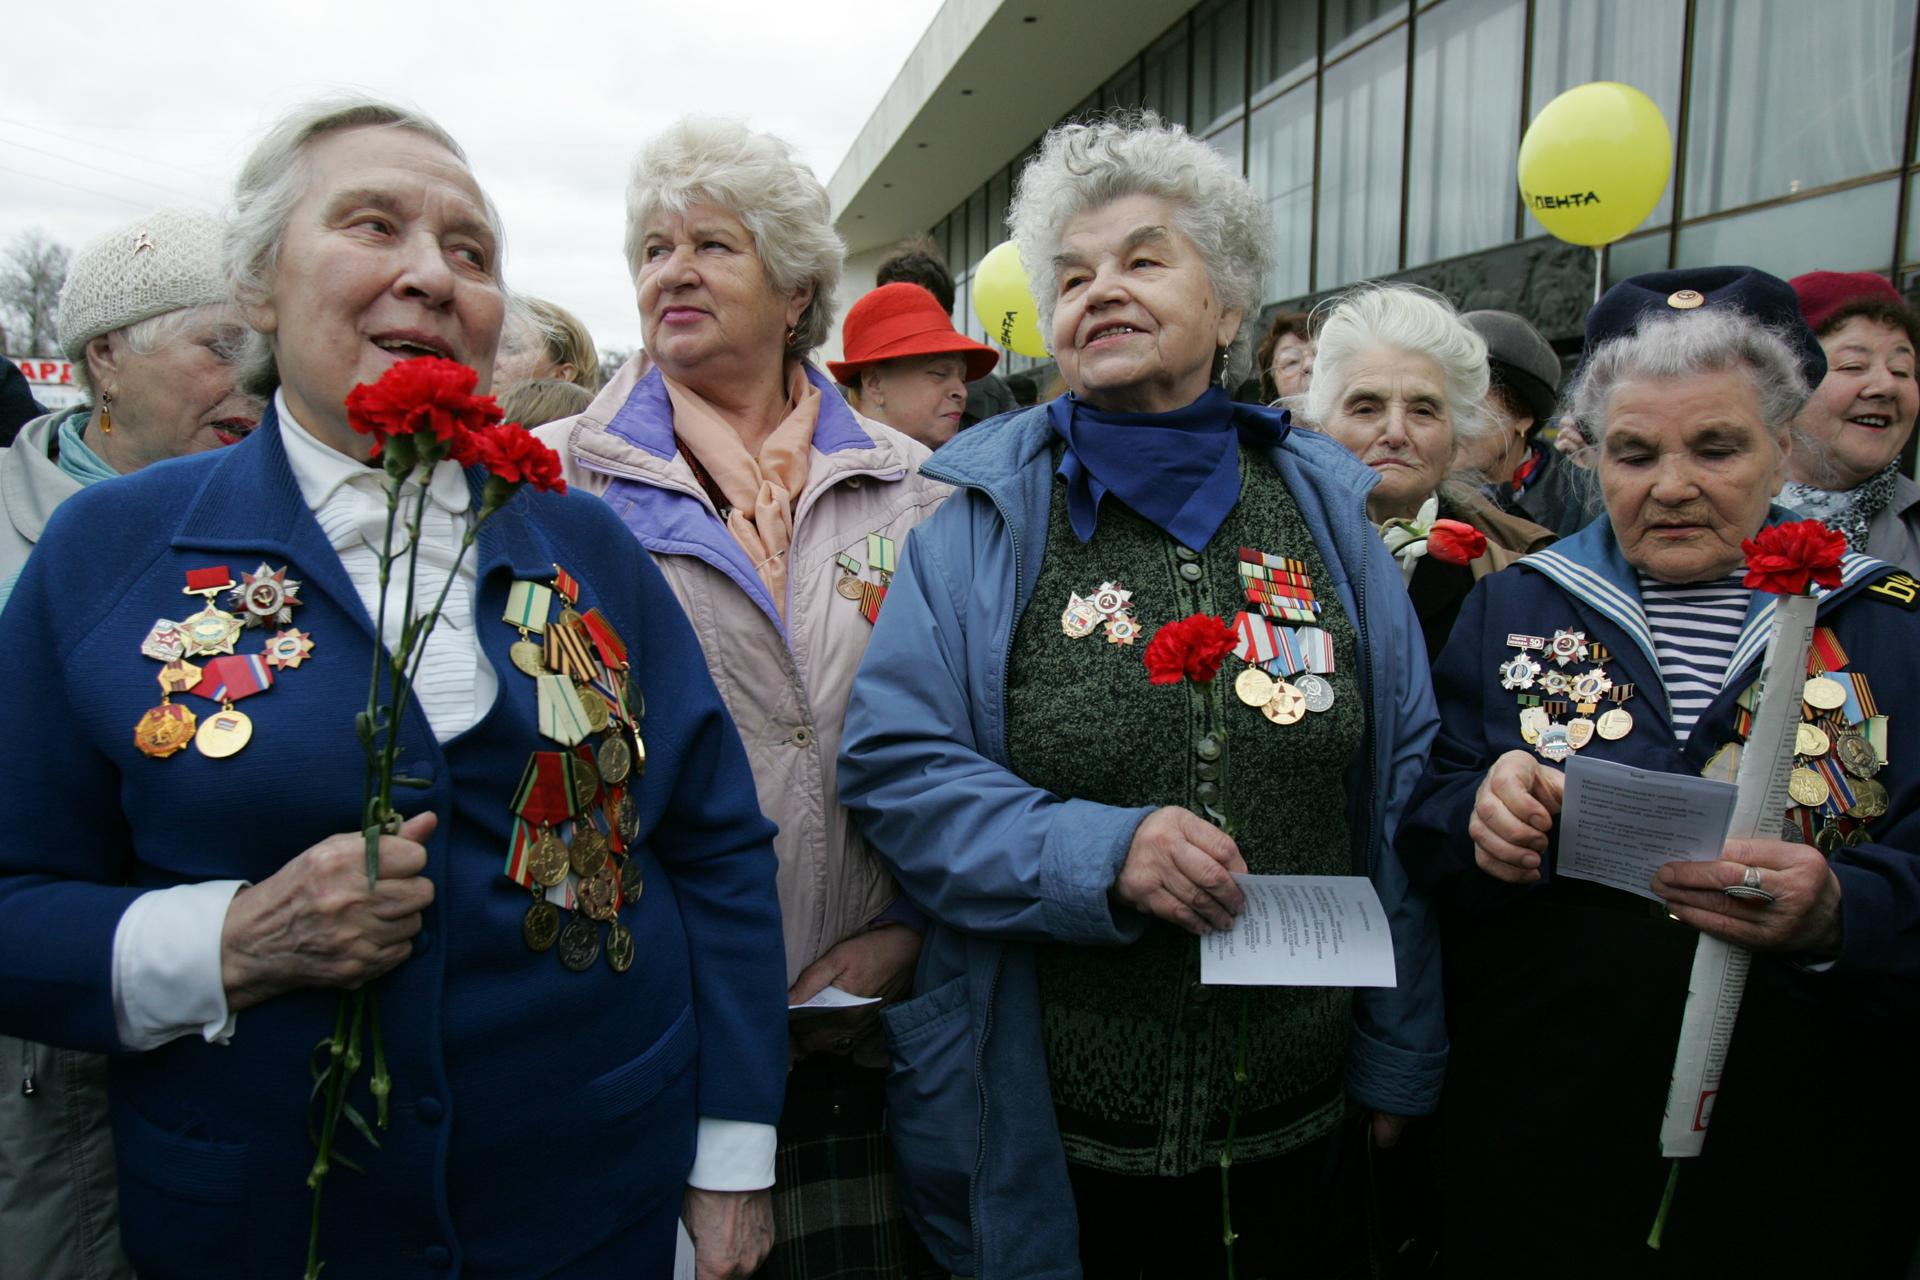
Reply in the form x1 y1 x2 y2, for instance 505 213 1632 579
1658 591 1819 1156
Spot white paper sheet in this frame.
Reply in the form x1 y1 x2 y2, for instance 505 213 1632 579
1199 874 1397 988
787 984 883 1015
1557 756 1739 901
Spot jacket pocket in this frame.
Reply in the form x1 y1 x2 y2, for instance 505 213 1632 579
111 1096 249 1276
881 975 977 1274
588 1003 697 1122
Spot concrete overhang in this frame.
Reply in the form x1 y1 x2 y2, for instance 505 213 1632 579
829 0 1190 255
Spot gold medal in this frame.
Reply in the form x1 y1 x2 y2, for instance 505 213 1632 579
1234 667 1276 708
1802 676 1848 711
572 761 600 812
523 899 560 952
1596 707 1633 740
1261 682 1307 725
1835 733 1880 779
1850 777 1890 821
1794 723 1831 757
194 708 252 758
1815 823 1846 855
579 685 610 734
569 824 610 878
134 703 197 758
1518 706 1549 745
179 603 243 657
1787 767 1831 808
529 828 570 887
1566 718 1595 750
836 576 864 601
577 865 619 922
510 640 547 677
597 735 632 787
606 920 635 974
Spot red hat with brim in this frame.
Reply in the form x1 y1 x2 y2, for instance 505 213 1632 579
828 282 1001 385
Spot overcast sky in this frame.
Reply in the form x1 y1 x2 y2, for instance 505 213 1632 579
0 0 943 358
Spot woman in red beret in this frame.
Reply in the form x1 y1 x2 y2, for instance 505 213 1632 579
829 282 1000 449
1784 270 1920 573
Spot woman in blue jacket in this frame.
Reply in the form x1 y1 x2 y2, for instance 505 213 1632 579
0 97 787 1279
838 113 1444 1280
1399 268 1920 1277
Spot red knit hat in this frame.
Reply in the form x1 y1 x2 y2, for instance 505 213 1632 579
1790 270 1904 334
828 283 1000 385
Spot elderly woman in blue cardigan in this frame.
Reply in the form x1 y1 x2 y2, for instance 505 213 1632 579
0 97 787 1280
838 113 1443 1280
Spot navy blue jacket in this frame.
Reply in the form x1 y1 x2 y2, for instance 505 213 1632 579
0 411 788 1278
839 405 1444 1279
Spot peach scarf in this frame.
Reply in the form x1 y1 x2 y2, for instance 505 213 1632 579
663 362 819 616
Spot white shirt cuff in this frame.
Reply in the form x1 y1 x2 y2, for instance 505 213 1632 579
686 1117 778 1190
111 881 247 1051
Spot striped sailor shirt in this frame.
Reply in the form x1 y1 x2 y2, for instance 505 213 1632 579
1637 570 1751 740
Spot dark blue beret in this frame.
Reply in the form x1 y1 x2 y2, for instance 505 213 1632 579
1583 265 1827 390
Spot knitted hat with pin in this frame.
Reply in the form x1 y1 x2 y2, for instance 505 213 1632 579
58 208 229 369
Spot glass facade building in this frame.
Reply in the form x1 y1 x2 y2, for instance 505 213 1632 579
922 0 1918 367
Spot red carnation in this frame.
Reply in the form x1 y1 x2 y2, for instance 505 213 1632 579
1741 519 1847 596
470 424 567 495
345 356 502 456
1426 519 1488 566
1143 613 1238 685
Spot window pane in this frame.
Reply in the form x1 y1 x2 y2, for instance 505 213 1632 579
1104 64 1145 111
1676 179 1899 276
1316 26 1407 286
1142 26 1192 128
965 187 989 274
1249 81 1317 301
1405 0 1525 265
1252 0 1317 101
1907 174 1920 267
1604 228 1669 286
1685 0 1913 217
987 170 1011 252
1530 0 1684 230
1193 0 1249 134
1206 118 1247 175
1325 0 1403 60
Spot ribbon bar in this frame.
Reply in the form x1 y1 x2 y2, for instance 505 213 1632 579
184 566 232 592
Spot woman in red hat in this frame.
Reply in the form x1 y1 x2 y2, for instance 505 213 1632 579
829 282 1000 449
1785 270 1920 573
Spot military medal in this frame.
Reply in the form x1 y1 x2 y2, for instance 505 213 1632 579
523 897 560 951
1499 652 1542 691
1596 707 1634 740
1803 676 1847 711
178 566 243 657
1795 723 1831 758
1835 732 1879 779
577 865 618 922
1566 718 1596 750
1536 724 1572 762
1519 706 1549 745
140 619 188 662
1849 777 1889 821
619 857 644 904
1238 548 1320 623
1295 673 1336 713
557 915 599 972
1547 628 1589 667
606 920 636 973
536 673 592 746
503 580 554 677
263 629 315 670
1234 666 1276 707
134 703 197 758
569 823 610 879
188 653 273 757
597 735 632 787
1261 681 1307 725
230 563 303 628
836 575 864 601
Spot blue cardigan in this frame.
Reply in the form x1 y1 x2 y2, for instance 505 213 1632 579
0 410 788 1278
837 404 1444 1280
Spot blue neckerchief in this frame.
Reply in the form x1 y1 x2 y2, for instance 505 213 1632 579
1046 387 1290 549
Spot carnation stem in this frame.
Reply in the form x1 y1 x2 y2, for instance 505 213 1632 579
1647 1159 1680 1250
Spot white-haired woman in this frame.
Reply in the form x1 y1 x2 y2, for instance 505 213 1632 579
0 205 257 1280
1308 285 1554 663
837 112 1444 1279
535 118 948 1279
1400 267 1920 1275
0 97 788 1279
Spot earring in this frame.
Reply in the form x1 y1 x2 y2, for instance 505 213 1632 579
1215 347 1231 387
785 324 799 347
100 392 114 434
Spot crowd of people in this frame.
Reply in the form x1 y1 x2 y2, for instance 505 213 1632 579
0 95 1915 1280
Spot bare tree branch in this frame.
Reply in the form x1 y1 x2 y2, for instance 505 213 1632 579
0 230 71 358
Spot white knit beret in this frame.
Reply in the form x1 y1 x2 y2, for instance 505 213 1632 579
58 208 228 366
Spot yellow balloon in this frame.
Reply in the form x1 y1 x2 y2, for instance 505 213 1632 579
972 240 1049 358
1518 82 1673 248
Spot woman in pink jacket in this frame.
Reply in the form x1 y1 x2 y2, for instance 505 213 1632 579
537 118 947 1279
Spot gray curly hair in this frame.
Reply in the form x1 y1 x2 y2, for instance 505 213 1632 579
623 117 845 357
1567 308 1811 447
1007 111 1272 381
223 95 509 399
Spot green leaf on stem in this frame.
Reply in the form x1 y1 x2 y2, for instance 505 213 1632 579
390 775 431 790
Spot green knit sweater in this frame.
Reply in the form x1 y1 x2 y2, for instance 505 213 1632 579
1008 445 1364 1177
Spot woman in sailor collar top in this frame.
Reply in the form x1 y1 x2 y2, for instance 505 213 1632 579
1399 266 1920 1278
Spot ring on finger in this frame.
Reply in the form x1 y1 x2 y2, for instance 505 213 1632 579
1722 864 1776 905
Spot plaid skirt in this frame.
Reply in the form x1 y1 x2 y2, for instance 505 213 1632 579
755 1055 944 1280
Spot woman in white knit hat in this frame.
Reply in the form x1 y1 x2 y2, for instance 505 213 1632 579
0 206 257 1280
0 208 260 608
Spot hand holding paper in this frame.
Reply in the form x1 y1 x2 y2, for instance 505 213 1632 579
1651 836 1844 958
1557 755 1737 902
1469 750 1565 884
